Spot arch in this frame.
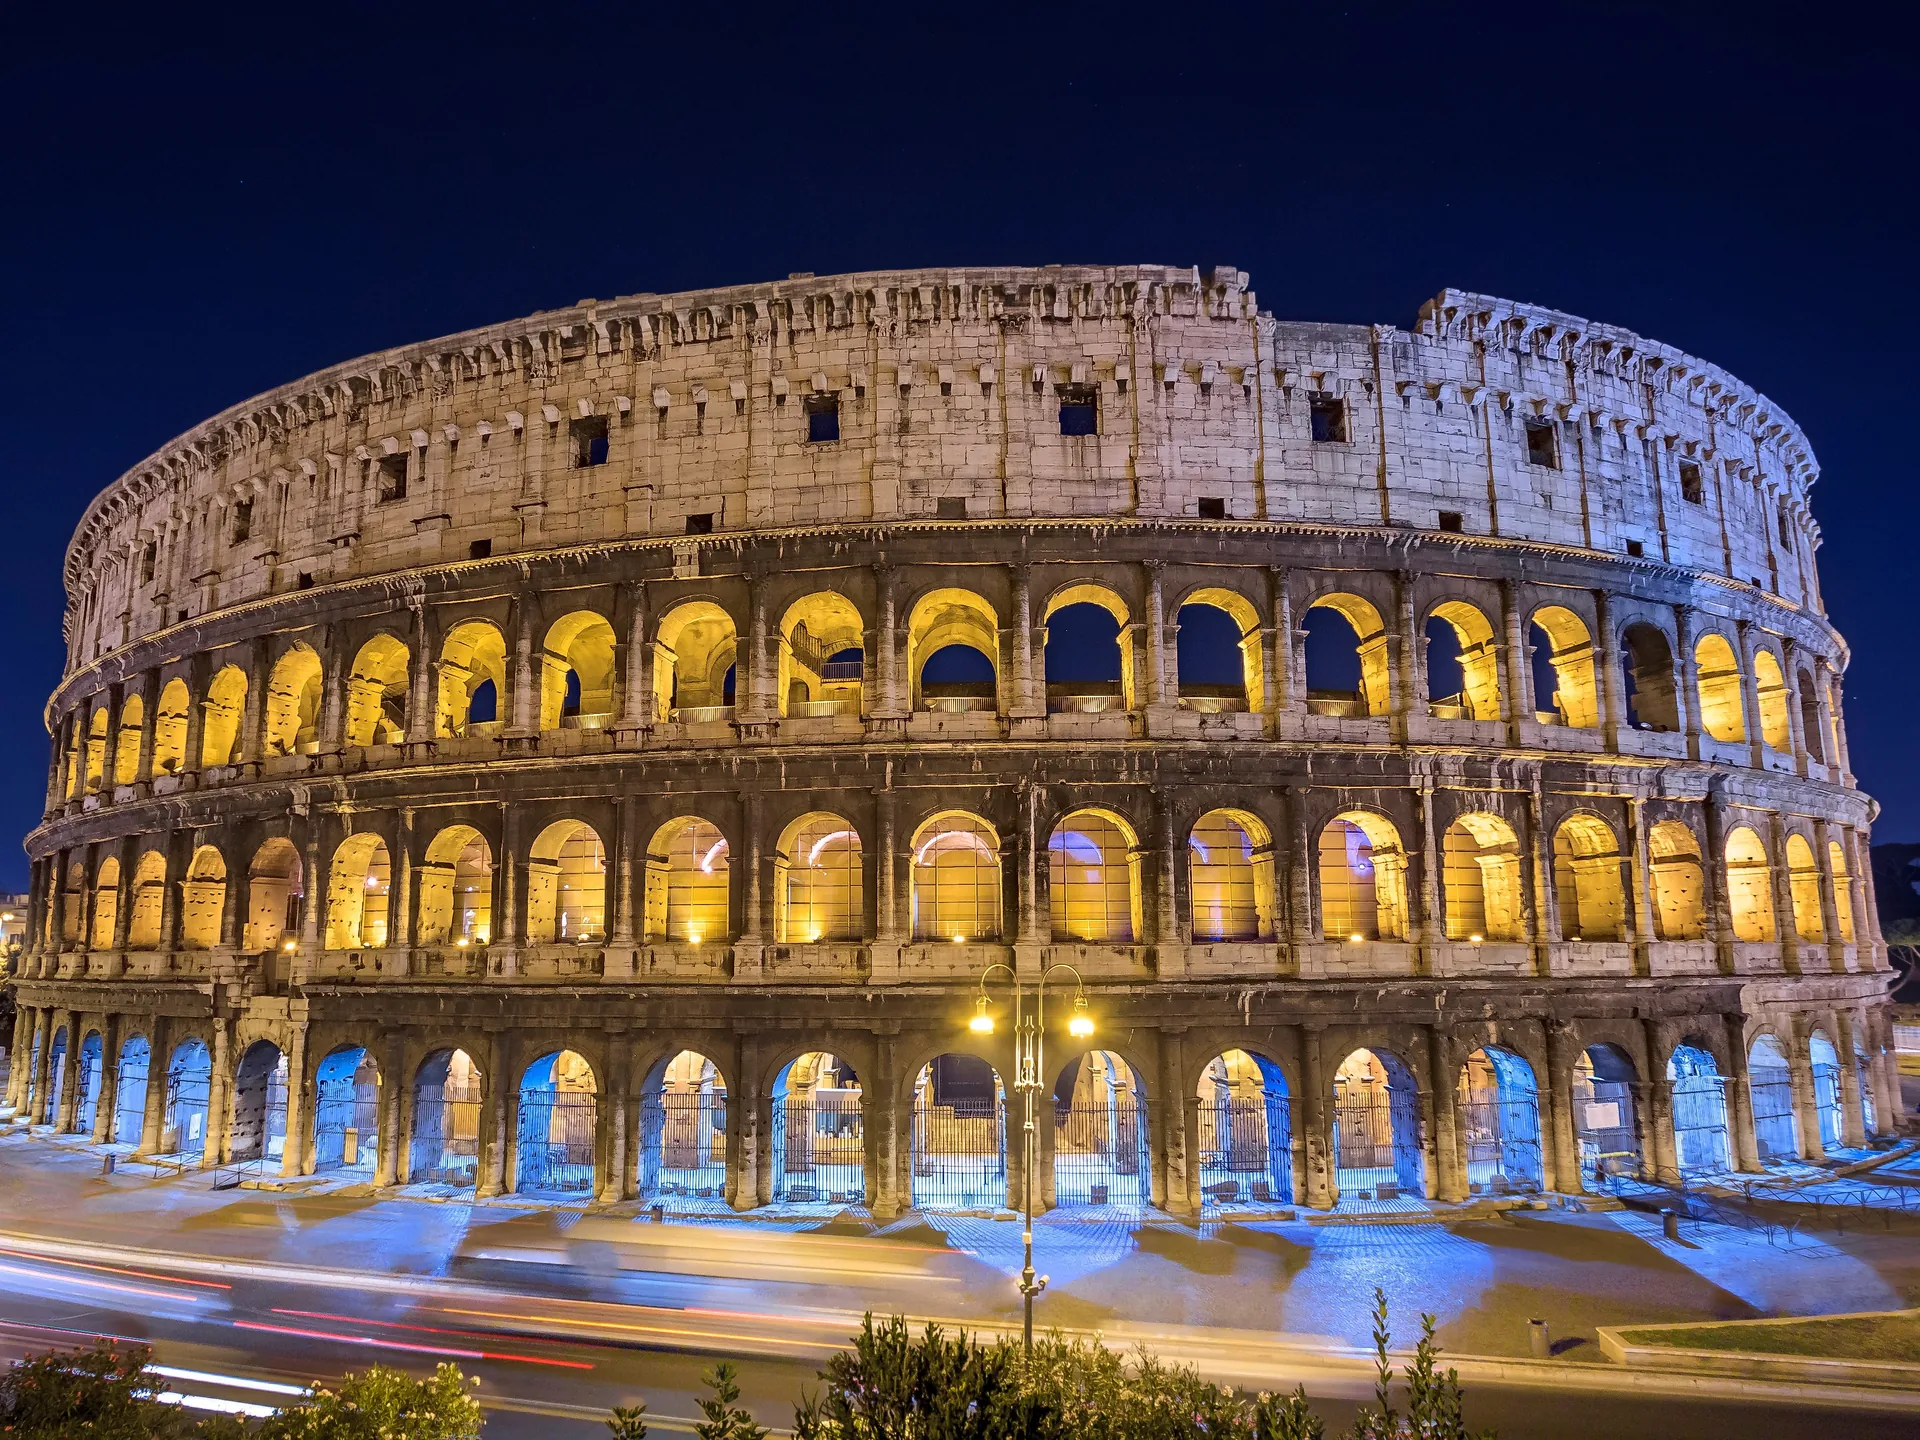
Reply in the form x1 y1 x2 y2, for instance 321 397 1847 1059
1188 808 1275 942
1196 1049 1292 1207
264 645 323 756
163 1038 212 1162
1529 605 1599 729
1572 1044 1641 1189
418 826 493 946
409 1048 483 1186
127 850 166 949
1809 1031 1844 1151
1177 587 1261 713
1048 808 1140 943
910 1054 1007 1210
246 838 303 952
910 811 1001 942
1747 1033 1799 1162
324 833 391 950
639 1050 728 1200
152 678 192 774
1332 1048 1424 1199
1552 814 1626 942
230 1040 288 1167
343 634 409 748
1797 668 1825 763
1318 811 1410 941
437 619 507 737
1853 1030 1878 1135
1044 584 1132 712
774 812 863 943
1620 622 1679 733
527 819 605 944
45 1025 69 1126
90 856 121 950
181 845 227 950
113 694 144 786
1668 1042 1732 1175
313 1045 380 1174
652 601 735 721
906 588 999 712
1305 593 1389 716
516 1050 597 1194
1457 1046 1543 1193
1052 1050 1149 1209
84 708 108 790
73 1031 104 1137
1648 821 1706 941
540 609 617 731
773 1052 864 1205
778 592 866 719
1829 841 1856 942
200 664 248 767
644 816 727 944
1785 834 1824 942
1442 812 1524 942
1752 649 1791 752
61 860 85 944
112 1034 150 1145
1425 601 1502 721
1693 633 1746 743
1724 826 1776 942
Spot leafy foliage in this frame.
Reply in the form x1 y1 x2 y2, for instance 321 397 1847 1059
692 1363 767 1440
0 1340 232 1439
255 1362 483 1440
606 1399 651 1438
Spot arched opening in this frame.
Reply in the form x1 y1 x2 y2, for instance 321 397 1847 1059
112 1036 150 1146
61 861 84 945
324 834 391 950
1048 809 1139 943
907 589 998 713
1693 634 1746 743
1830 841 1856 942
910 812 1001 942
1318 812 1409 941
778 594 865 719
73 1032 104 1136
264 646 323 756
1176 590 1260 713
246 839 303 952
644 816 728 944
1854 1032 1878 1135
180 845 226 950
1552 814 1626 942
774 1052 864 1205
1425 602 1502 721
1809 1031 1844 1151
1620 623 1679 733
230 1041 288 1168
418 826 493 946
409 1049 482 1186
910 1054 1006 1210
527 820 605 944
201 665 248 766
127 850 166 950
163 1038 212 1163
1304 594 1388 717
1332 1048 1424 1200
1196 1049 1292 1208
312 1046 380 1175
774 813 863 943
653 602 736 722
1572 1044 1641 1189
516 1050 596 1194
1648 821 1706 941
1457 1046 1543 1193
45 1025 68 1126
1188 809 1275 941
1529 606 1598 728
1043 586 1130 713
113 694 144 786
1797 669 1824 763
540 611 617 731
1752 649 1791 752
84 709 107 790
437 620 507 737
1785 834 1824 942
1052 1050 1148 1209
639 1050 727 1200
1747 1034 1798 1162
152 678 191 774
1668 1042 1731 1176
343 635 409 748
91 857 120 950
1724 826 1776 942
1442 813 1524 941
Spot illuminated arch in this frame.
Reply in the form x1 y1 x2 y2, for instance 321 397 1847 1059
1425 600 1502 721
245 838 302 952
90 856 120 949
324 833 391 949
1195 1048 1293 1206
409 1047 483 1185
1552 813 1625 942
83 708 108 790
313 1045 381 1175
1785 833 1823 941
1621 623 1680 732
126 850 166 950
1573 1044 1641 1187
1332 1047 1425 1198
526 820 605 943
1752 648 1791 752
437 619 506 737
639 1050 729 1199
516 1049 597 1194
1442 812 1524 942
540 610 617 731
342 634 409 748
152 678 191 775
1305 592 1390 717
1318 811 1409 941
418 825 493 946
652 601 736 720
645 816 729 944
1648 820 1706 940
1048 808 1140 942
1530 605 1598 729
1456 1045 1543 1191
1723 825 1776 942
777 592 865 719
1176 587 1262 712
1693 633 1746 743
180 845 227 950
1043 582 1135 711
1747 1033 1798 1161
264 645 323 756
113 693 144 786
906 588 999 711
910 811 1001 941
1188 809 1275 941
774 811 863 942
1829 841 1856 942
200 664 248 766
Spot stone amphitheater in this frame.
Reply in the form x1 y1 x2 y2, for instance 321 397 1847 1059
3 264 1897 1216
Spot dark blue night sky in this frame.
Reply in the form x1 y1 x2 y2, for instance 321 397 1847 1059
3 4 1912 889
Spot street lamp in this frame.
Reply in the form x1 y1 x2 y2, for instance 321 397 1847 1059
967 959 1092 1357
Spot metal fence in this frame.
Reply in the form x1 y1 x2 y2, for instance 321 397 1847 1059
1052 1100 1149 1209
1749 1067 1799 1162
1671 1073 1732 1174
74 1040 103 1138
1332 1085 1423 1198
313 1074 380 1174
1459 1092 1544 1192
1573 1079 1640 1183
1196 1094 1293 1206
911 1096 1006 1210
639 1091 728 1197
1811 1061 1844 1151
163 1067 212 1163
773 1094 865 1204
516 1088 596 1193
408 1083 482 1186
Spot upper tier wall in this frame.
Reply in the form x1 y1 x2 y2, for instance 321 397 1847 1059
60 266 1824 676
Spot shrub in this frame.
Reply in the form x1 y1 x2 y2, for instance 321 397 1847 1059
257 1361 483 1440
0 1340 237 1439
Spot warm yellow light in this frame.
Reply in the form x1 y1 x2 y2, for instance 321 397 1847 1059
2 913 13 922
687 932 703 946
968 996 995 1034
952 934 967 944
456 937 469 947
809 929 823 943
1068 994 1094 1039
1349 933 1364 944
282 939 297 953
1469 934 1484 944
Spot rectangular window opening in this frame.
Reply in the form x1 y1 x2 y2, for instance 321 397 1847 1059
1524 418 1559 469
571 416 610 467
468 538 493 560
936 497 969 521
1678 460 1704 504
140 543 156 584
1437 510 1463 533
230 501 252 543
1197 497 1227 520
1308 391 1347 443
685 512 714 535
1057 383 1098 437
805 392 841 443
376 452 408 502
1626 539 1645 557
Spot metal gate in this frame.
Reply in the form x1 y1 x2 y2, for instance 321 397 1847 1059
516 1088 596 1193
313 1070 380 1173
113 1041 149 1146
164 1065 212 1163
45 1033 67 1126
1811 1060 1844 1150
1857 1052 1878 1134
1573 1078 1639 1183
639 1091 727 1197
408 1078 482 1185
774 1091 864 1204
1749 1065 1799 1162
1670 1066 1731 1174
911 1095 1006 1210
1053 1098 1148 1208
1198 1093 1292 1206
74 1038 103 1138
1332 1082 1422 1198
1458 1092 1543 1192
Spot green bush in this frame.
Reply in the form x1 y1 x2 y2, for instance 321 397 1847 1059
0 1340 242 1439
257 1362 483 1440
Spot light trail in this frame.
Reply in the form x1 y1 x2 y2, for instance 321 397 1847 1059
0 1259 201 1305
0 1246 231 1289
148 1365 311 1397
435 1305 847 1355
232 1319 594 1370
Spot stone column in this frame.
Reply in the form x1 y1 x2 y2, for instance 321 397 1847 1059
494 803 522 976
1285 784 1315 946
206 1016 232 1164
475 1033 508 1198
91 1020 119 1144
136 1018 168 1157
1780 638 1809 772
1427 1025 1465 1201
738 573 772 732
1523 776 1554 966
1544 1021 1583 1193
279 1020 309 1178
405 599 435 755
1674 605 1704 756
1701 786 1735 973
1299 1025 1332 1208
1390 570 1419 741
393 809 416 953
1014 783 1046 965
1735 619 1766 765
1835 1011 1868 1147
615 581 653 743
102 684 124 791
1499 579 1534 739
1594 588 1626 746
1641 1020 1678 1182
1415 783 1442 960
504 595 538 739
866 1037 901 1218
600 1049 631 1204
1786 1026 1826 1163
868 563 905 721
1766 812 1799 970
1267 566 1296 722
1151 787 1182 976
1721 1014 1762 1172
315 628 348 760
132 670 159 787
728 1054 762 1211
4 1005 31 1113
52 1010 79 1133
1159 1030 1194 1217
1142 561 1171 709
1626 793 1655 975
1813 818 1847 972
610 797 638 945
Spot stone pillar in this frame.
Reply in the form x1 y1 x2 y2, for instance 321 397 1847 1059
1786 1026 1826 1163
219 858 244 951
1822 661 1855 784
405 599 435 754
1415 782 1442 960
393 809 416 952
1594 588 1626 746
316 628 348 759
475 1034 507 1198
1390 570 1419 741
1781 639 1809 771
1626 793 1655 975
205 1016 232 1164
376 1031 404 1186
1641 1021 1678 1182
1267 566 1296 721
132 670 159 786
52 1011 80 1133
1701 786 1735 973
504 595 538 739
4 1005 31 1113
1159 1030 1193 1217
1523 776 1554 965
868 563 905 721
279 1021 309 1178
136 1018 168 1157
494 804 522 977
610 797 638 945
91 1020 119 1144
179 656 209 779
1285 784 1315 945
1544 1021 1584 1193
1499 579 1534 738
735 791 766 977
1674 605 1704 755
1813 818 1847 972
1007 564 1040 720
1722 1014 1762 1173
1151 787 1182 977
1142 561 1171 709
1299 1025 1332 1208
1427 1025 1465 1201
728 1053 762 1211
1014 783 1046 963
1735 619 1766 765
1836 1012 1868 1147
867 1037 901 1218
600 1050 631 1203
616 581 653 743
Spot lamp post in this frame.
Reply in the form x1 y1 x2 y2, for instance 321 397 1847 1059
968 960 1093 1357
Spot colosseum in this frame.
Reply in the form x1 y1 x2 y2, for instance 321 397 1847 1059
3 265 1898 1217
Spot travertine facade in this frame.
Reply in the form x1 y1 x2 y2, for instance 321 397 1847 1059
6 266 1898 1213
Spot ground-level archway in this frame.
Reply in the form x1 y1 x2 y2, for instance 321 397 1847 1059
1332 1048 1423 1201
230 1041 288 1168
1668 1043 1731 1176
409 1049 483 1186
45 1026 68 1127
639 1051 727 1200
1747 1035 1799 1163
1051 1051 1148 1210
515 1051 596 1195
1196 1049 1292 1208
73 1032 104 1137
313 1046 380 1175
164 1039 213 1162
910 1054 1006 1211
113 1036 150 1146
1809 1032 1844 1152
1571 1044 1640 1188
774 1052 864 1205
1457 1046 1543 1194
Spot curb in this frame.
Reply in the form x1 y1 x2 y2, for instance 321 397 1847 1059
1595 1310 1920 1392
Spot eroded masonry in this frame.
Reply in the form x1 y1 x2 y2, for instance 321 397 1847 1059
5 265 1895 1213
